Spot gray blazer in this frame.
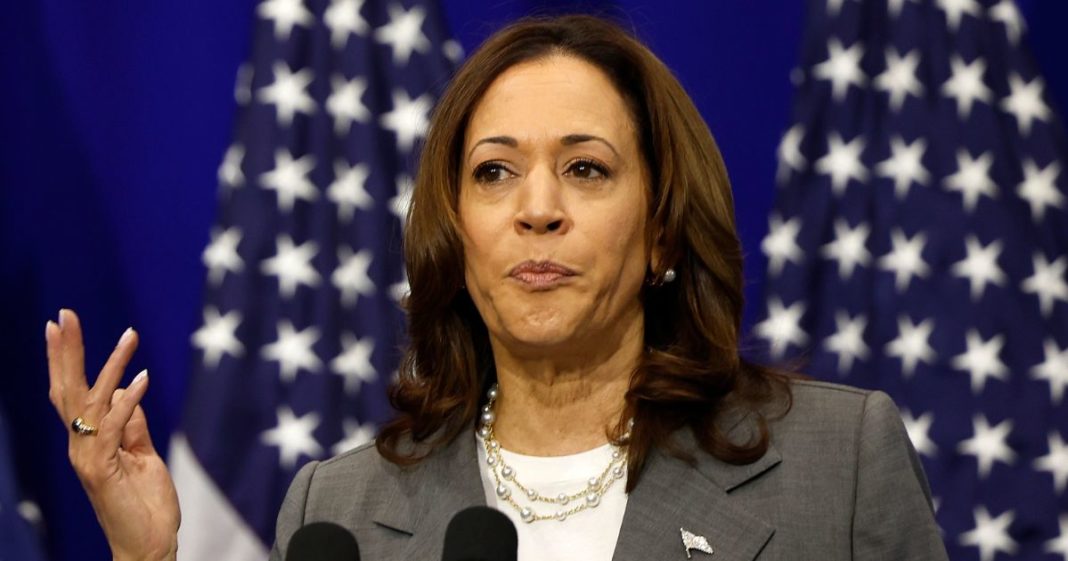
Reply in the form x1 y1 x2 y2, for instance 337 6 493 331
269 380 948 560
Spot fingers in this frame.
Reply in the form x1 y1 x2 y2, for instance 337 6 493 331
100 370 151 453
57 309 89 399
85 328 139 421
45 320 64 415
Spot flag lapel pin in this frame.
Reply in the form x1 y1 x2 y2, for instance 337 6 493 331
680 527 714 558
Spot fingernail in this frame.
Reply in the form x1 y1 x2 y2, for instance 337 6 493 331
119 327 134 346
58 310 67 327
132 369 148 386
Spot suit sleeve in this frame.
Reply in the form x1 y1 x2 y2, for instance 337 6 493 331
852 391 948 560
268 460 320 561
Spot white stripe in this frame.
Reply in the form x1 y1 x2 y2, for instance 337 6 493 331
169 434 269 561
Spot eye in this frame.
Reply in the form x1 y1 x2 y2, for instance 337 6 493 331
472 162 515 184
565 159 610 181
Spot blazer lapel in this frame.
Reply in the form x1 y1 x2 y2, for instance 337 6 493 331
613 418 782 561
370 428 487 558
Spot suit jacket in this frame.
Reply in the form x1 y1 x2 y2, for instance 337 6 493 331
268 380 948 560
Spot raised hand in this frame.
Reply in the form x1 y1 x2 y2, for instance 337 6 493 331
45 309 180 561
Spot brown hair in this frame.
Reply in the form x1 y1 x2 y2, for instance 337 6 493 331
376 14 792 489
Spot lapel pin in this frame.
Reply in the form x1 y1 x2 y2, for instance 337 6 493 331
680 528 714 558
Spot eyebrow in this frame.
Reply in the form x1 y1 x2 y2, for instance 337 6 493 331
467 134 620 161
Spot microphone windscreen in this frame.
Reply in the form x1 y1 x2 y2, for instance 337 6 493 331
285 522 361 561
441 506 518 561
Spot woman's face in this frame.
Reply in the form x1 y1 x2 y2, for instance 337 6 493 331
459 54 654 355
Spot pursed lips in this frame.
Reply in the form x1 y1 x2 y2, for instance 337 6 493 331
507 260 577 289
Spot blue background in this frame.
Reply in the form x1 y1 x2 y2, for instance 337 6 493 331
1 1 1064 559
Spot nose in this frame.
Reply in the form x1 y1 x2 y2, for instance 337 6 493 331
514 166 570 235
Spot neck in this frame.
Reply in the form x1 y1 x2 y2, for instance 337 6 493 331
488 316 642 456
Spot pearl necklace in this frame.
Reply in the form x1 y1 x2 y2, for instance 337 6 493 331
476 384 629 523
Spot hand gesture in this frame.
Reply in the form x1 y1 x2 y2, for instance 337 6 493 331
45 309 180 561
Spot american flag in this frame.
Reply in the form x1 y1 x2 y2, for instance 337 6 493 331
757 0 1068 560
167 0 458 558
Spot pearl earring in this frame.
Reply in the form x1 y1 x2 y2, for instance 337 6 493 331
662 268 677 283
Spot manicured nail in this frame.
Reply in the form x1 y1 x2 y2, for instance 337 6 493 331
119 328 134 346
58 310 67 327
132 369 148 386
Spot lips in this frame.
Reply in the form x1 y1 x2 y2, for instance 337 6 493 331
508 260 577 289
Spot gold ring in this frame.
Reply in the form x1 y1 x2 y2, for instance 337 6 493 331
71 417 98 436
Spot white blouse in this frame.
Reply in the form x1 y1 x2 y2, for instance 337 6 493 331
476 435 629 561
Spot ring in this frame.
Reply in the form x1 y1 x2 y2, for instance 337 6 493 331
71 417 99 436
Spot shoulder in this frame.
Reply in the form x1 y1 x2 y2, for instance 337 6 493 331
774 378 902 434
291 440 406 500
761 379 914 477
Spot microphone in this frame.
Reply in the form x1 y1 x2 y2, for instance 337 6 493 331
441 506 518 561
285 522 361 561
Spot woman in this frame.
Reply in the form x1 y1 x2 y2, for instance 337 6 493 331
45 15 947 561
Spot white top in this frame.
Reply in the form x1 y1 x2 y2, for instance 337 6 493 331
476 434 628 561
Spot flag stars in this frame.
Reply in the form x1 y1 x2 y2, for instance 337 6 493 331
813 39 866 102
887 0 921 18
256 0 313 41
942 56 993 119
953 330 1009 394
1022 253 1068 317
959 507 1018 561
823 311 870 375
327 75 371 136
821 219 872 280
191 307 244 369
327 160 373 222
1016 159 1064 222
332 419 376 455
762 214 804 276
952 236 1007 301
1032 339 1068 405
886 316 937 377
217 143 245 190
755 298 808 359
816 134 868 195
936 0 982 32
332 246 375 307
330 333 377 394
390 174 414 222
943 149 997 213
261 235 321 298
901 410 937 458
202 227 244 286
875 49 924 112
878 229 930 292
262 321 322 382
876 136 930 200
1048 516 1068 561
958 415 1016 478
776 125 806 184
825 0 860 16
260 150 318 212
257 63 316 127
380 90 432 153
374 3 430 65
1002 74 1052 136
323 0 368 49
1035 432 1068 493
260 406 322 469
990 0 1026 45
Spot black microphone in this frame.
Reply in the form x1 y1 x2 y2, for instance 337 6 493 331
285 521 361 561
441 506 518 561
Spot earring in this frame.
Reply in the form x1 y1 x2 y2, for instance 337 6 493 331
662 268 677 283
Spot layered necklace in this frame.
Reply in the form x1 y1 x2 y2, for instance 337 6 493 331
477 384 629 523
